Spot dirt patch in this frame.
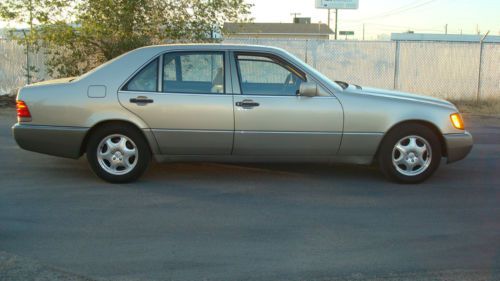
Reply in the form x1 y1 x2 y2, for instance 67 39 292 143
0 94 16 108
0 88 17 108
450 99 500 116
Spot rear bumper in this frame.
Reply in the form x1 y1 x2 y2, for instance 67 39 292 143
444 131 473 163
12 124 88 159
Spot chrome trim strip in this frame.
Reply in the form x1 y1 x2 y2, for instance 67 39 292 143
152 129 233 133
235 130 342 135
13 124 90 130
151 129 344 135
342 132 384 135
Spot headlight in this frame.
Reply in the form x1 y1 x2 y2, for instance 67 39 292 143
450 113 464 130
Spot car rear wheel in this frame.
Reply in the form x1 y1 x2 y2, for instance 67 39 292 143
86 124 151 183
378 124 442 183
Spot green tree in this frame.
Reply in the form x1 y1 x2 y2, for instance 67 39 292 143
0 0 71 81
1 0 252 78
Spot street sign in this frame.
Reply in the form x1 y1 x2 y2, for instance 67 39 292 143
339 31 355 35
315 0 359 10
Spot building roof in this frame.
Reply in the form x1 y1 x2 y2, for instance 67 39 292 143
223 22 334 36
391 33 500 43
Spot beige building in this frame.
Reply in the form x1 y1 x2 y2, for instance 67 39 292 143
223 22 334 40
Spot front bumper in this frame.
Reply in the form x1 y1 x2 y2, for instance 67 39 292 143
12 123 88 159
444 131 473 163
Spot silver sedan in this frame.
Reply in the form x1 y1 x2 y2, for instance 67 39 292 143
12 44 473 183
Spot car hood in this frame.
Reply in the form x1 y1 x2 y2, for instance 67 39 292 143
345 85 457 110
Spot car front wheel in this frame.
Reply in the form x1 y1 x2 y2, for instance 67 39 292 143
378 124 442 184
86 124 151 183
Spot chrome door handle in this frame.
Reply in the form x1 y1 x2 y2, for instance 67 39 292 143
236 99 260 108
130 96 154 104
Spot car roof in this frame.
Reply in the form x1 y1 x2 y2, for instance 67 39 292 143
136 43 287 53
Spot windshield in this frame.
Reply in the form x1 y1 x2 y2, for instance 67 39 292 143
279 49 344 91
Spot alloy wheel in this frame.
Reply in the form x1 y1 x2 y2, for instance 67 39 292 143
97 134 138 176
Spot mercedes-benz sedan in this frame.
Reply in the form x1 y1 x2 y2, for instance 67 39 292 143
13 44 473 183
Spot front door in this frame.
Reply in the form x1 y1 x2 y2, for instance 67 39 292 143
231 53 343 156
118 51 234 155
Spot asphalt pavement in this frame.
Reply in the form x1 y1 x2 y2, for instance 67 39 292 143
1 108 499 281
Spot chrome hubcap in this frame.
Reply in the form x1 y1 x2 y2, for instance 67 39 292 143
97 134 138 175
392 135 432 176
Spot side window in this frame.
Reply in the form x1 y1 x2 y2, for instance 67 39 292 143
123 58 158 92
162 52 224 94
236 54 304 96
163 56 176 81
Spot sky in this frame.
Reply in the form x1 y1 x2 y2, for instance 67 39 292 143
1 0 499 40
247 0 500 39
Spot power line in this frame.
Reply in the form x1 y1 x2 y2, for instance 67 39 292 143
363 22 444 32
346 0 439 22
342 22 444 31
362 0 438 21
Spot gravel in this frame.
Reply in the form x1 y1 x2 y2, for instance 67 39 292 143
0 251 98 281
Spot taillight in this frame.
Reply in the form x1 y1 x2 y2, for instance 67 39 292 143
16 100 32 122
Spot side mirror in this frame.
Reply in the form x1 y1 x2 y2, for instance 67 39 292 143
298 82 317 97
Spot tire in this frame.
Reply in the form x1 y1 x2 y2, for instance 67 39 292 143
86 123 151 183
378 123 442 184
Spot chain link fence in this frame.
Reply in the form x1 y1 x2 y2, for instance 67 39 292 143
0 39 48 95
225 38 499 100
1 38 499 100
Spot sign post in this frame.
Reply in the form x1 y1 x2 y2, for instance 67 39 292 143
315 0 359 9
315 0 359 40
339 31 355 40
335 9 338 40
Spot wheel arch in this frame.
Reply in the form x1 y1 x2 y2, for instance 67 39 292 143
374 119 447 161
79 119 159 156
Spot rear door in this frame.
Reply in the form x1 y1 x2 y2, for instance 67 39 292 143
231 52 343 156
118 51 234 155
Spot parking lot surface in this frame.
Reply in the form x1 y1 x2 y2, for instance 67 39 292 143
1 108 499 281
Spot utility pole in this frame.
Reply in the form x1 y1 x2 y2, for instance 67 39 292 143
22 29 30 85
26 0 33 85
363 23 365 40
334 8 338 40
445 24 448 34
327 9 330 28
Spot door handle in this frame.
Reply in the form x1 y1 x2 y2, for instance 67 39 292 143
236 99 260 108
130 96 154 105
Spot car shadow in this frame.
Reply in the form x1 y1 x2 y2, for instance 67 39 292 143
39 155 463 194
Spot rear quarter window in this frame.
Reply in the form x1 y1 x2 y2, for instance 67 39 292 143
123 58 159 92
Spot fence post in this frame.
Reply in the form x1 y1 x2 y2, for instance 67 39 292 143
393 41 400 90
476 42 484 102
476 32 489 102
22 29 31 85
305 39 308 63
